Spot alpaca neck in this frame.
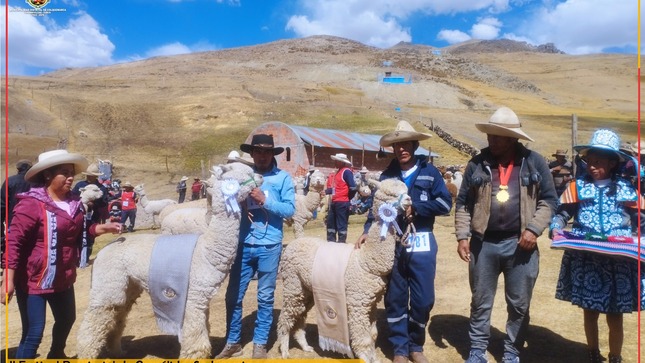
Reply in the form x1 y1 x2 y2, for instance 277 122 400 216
196 189 241 272
305 192 322 211
139 194 149 207
359 216 397 276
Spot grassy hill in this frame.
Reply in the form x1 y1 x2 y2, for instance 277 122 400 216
2 36 638 197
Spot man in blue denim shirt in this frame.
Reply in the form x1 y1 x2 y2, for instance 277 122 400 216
217 134 295 359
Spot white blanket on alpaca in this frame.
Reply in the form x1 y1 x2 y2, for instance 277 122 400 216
148 234 199 335
312 242 354 357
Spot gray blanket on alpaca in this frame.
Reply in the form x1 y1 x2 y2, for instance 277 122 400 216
148 234 199 335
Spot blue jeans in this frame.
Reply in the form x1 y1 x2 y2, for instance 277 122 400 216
224 243 282 345
15 287 76 358
468 236 539 356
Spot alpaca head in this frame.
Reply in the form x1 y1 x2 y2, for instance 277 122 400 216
209 162 264 205
79 184 103 204
134 184 146 196
367 178 411 222
357 183 372 197
308 170 326 192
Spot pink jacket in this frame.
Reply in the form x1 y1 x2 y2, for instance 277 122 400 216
7 187 98 294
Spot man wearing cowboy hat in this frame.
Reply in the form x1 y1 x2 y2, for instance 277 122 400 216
357 120 452 363
119 181 139 233
455 107 558 363
218 133 295 359
548 149 573 196
325 153 357 243
176 176 188 203
73 163 110 223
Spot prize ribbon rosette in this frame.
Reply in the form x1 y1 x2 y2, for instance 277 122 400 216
378 203 402 238
221 179 241 215
551 230 645 261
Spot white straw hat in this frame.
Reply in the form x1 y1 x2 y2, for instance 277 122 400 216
379 120 432 147
25 149 88 183
330 153 353 166
475 107 534 142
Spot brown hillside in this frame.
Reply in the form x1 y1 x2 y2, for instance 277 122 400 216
2 35 638 197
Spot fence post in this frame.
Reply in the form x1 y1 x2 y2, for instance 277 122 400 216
165 155 169 173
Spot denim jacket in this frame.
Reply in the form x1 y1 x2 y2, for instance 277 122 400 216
455 143 558 241
240 165 295 245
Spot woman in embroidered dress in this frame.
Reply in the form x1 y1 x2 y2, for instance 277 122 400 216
1 150 121 359
550 129 645 363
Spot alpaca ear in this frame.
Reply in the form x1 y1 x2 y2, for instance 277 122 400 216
211 165 224 179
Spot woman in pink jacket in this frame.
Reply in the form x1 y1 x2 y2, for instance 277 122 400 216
1 150 121 359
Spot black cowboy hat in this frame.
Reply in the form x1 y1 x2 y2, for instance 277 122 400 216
240 134 284 155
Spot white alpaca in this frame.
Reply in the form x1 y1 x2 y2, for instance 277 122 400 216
79 184 103 213
277 178 412 363
76 162 263 358
159 185 215 235
134 184 177 228
160 207 209 235
284 170 326 238
158 198 208 222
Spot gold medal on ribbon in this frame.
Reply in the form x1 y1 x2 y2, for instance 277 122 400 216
497 185 509 203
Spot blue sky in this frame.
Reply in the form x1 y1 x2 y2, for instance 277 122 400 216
0 0 639 76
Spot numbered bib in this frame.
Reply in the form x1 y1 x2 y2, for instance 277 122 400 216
122 201 129 207
405 232 431 253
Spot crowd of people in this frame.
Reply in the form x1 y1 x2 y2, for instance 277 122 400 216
1 108 643 363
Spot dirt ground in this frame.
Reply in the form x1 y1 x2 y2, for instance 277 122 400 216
2 214 643 363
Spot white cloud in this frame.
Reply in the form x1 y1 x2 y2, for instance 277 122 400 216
437 29 471 44
145 41 219 58
145 42 192 58
437 17 501 44
470 17 501 39
287 0 511 48
513 0 637 54
2 7 114 74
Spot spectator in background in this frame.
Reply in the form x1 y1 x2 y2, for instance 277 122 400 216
1 150 121 359
1 159 32 271
549 149 573 196
72 163 110 260
176 176 188 203
72 163 109 223
325 153 357 243
191 178 203 201
119 181 138 233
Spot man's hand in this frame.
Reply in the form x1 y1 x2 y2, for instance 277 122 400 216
355 233 367 249
404 205 415 223
457 239 471 262
518 229 538 250
249 188 266 206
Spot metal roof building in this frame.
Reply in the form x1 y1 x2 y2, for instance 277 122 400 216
242 121 439 176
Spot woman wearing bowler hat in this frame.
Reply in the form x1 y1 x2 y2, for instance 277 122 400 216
550 129 645 363
1 149 121 358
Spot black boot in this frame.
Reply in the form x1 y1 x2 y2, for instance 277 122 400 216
588 349 602 363
608 353 622 363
